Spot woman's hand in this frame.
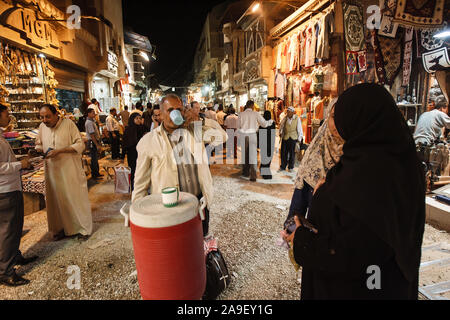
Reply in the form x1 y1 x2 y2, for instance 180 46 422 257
282 216 302 243
314 178 326 195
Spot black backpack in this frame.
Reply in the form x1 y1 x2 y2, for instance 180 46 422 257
202 249 231 300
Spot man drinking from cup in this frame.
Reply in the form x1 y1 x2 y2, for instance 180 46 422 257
132 94 227 236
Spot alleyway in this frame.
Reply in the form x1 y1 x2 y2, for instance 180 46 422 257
1 150 449 300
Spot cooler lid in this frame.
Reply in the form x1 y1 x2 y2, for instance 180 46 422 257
130 192 199 228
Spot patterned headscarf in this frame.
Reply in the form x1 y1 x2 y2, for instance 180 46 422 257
294 119 344 190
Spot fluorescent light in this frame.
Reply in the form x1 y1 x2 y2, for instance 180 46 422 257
434 29 450 38
252 2 260 12
139 51 149 61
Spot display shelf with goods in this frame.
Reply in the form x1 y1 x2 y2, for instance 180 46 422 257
0 42 60 156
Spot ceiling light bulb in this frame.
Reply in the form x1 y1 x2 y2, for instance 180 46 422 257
252 2 260 12
140 51 149 61
434 29 450 38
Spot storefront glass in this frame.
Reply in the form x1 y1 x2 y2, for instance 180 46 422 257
56 89 83 113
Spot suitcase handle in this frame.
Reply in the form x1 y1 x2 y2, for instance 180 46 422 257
199 197 207 221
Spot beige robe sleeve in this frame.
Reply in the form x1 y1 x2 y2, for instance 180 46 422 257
68 120 85 154
203 118 228 146
132 138 152 203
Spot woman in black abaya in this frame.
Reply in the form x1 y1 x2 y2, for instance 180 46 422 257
289 83 425 300
123 113 146 191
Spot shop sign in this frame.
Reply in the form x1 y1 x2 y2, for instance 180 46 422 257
0 7 59 49
221 60 230 91
107 51 119 77
243 59 260 83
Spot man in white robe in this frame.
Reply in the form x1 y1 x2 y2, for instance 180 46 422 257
34 105 93 241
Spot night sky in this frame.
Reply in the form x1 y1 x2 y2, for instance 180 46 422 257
122 0 230 88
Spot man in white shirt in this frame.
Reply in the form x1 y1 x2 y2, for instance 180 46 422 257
414 97 450 146
238 100 274 181
0 104 36 287
279 107 304 172
205 105 217 121
106 108 121 159
88 99 102 124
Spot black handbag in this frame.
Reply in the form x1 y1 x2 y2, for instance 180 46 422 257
202 249 231 300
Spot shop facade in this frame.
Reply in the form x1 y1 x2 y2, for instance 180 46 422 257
269 0 449 142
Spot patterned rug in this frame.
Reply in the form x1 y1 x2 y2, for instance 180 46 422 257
343 2 365 52
394 0 446 28
378 30 404 86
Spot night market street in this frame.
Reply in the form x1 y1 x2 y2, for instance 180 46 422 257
0 150 449 300
0 0 449 304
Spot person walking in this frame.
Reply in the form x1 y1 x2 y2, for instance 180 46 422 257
150 105 161 131
124 113 146 191
279 107 303 173
216 105 226 128
34 104 93 241
205 105 217 121
0 104 37 287
106 108 121 160
142 103 153 133
286 84 425 300
259 111 276 179
85 108 104 180
120 106 130 127
238 100 274 181
224 107 239 159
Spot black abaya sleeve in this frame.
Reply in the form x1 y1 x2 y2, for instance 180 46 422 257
293 185 394 276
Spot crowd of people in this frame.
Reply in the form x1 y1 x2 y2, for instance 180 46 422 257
0 83 435 300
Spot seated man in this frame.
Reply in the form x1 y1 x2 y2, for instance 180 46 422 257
414 96 450 146
132 94 227 236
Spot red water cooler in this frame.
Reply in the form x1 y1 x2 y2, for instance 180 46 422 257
121 193 206 300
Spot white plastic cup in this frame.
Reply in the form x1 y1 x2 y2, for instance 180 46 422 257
162 187 179 208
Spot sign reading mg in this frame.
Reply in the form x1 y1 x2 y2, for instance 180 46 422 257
1 7 59 49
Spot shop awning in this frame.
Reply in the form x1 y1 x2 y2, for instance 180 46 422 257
124 30 153 53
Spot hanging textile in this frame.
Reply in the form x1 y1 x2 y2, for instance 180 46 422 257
293 77 301 108
343 2 365 52
275 72 286 99
401 27 414 86
422 47 450 72
394 0 446 28
371 30 387 85
346 51 359 75
378 30 404 86
286 77 294 107
357 50 367 72
300 29 307 67
316 4 335 60
276 43 283 70
305 23 315 68
281 41 288 73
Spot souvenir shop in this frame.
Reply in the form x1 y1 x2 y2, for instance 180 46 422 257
268 0 449 143
341 0 449 132
269 0 341 144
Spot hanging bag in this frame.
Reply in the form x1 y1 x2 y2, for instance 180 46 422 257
114 166 131 194
202 237 231 300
